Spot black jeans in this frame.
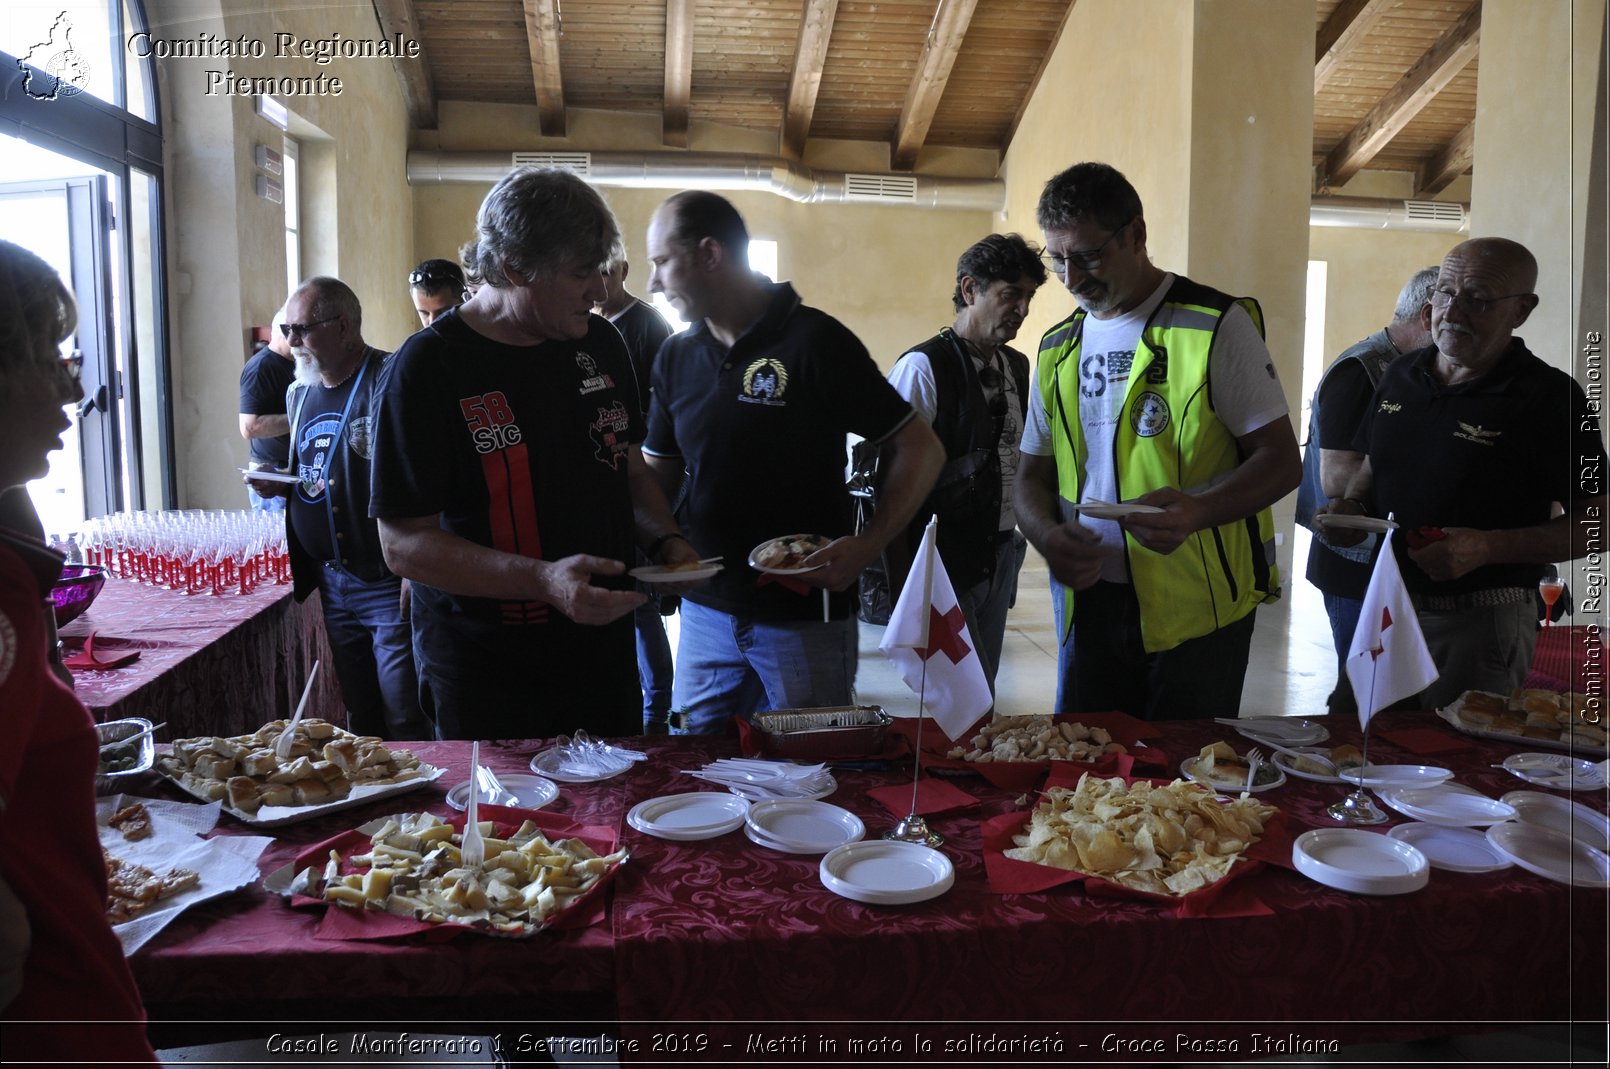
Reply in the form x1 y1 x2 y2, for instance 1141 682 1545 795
1056 579 1257 721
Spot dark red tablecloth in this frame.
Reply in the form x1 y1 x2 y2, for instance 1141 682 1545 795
1528 623 1606 695
60 576 341 741
127 719 1607 1057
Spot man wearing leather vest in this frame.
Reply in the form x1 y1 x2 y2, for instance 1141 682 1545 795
887 234 1046 693
1016 162 1300 721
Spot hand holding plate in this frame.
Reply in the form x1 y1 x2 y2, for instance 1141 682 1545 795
1120 487 1206 555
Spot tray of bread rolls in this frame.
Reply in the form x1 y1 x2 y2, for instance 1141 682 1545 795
1437 689 1608 756
155 718 444 828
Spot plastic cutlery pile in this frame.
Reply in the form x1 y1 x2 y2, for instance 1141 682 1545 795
683 758 835 800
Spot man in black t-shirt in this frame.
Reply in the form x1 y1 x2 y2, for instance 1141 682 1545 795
247 277 429 740
371 169 691 740
643 191 944 734
1325 238 1609 708
238 304 294 511
1295 265 1436 714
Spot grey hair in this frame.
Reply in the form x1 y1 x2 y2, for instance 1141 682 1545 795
295 276 362 334
1393 266 1440 322
464 167 623 288
0 239 77 380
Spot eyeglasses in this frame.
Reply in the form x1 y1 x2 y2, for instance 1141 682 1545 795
279 316 338 340
60 350 83 382
978 363 1009 426
1044 217 1133 276
1430 289 1532 315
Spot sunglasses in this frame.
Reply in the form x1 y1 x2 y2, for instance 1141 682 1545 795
410 267 465 287
978 364 1009 425
279 316 338 340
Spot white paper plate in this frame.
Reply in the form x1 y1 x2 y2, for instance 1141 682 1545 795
1292 828 1430 895
238 466 300 484
529 747 633 783
1180 756 1285 794
1387 824 1512 873
627 793 749 840
628 563 723 584
747 534 832 575
1339 764 1454 789
1499 752 1608 791
1501 791 1610 853
1230 717 1330 746
745 799 864 854
1377 783 1516 827
446 774 559 812
1485 822 1610 888
1313 513 1398 533
1271 748 1349 784
819 840 954 904
1069 502 1164 519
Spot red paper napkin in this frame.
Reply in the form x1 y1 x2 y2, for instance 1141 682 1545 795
865 776 980 817
1375 725 1473 756
291 804 619 941
63 632 139 669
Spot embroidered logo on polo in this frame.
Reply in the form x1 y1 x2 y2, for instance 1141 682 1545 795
1130 391 1171 438
1377 400 1402 415
738 357 789 406
1454 421 1502 446
576 349 616 396
589 400 633 469
460 391 523 454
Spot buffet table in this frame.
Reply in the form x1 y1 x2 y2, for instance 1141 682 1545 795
60 576 342 740
128 712 1607 1061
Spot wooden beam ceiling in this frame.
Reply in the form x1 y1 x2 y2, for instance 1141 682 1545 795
781 0 840 160
373 0 437 129
1313 0 1393 94
663 0 694 148
891 0 979 171
1417 119 1474 196
1319 0 1481 189
522 0 566 136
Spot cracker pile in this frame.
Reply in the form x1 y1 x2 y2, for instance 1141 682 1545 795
947 716 1127 763
1004 773 1276 896
156 718 424 813
305 813 626 933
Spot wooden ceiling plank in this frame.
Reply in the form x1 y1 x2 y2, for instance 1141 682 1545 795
1320 0 1480 189
372 0 438 128
1003 0 1074 154
1416 119 1474 195
781 0 840 157
663 0 694 147
891 0 981 170
1314 0 1395 93
522 0 566 135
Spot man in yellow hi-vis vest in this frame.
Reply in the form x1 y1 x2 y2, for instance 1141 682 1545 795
1015 163 1301 720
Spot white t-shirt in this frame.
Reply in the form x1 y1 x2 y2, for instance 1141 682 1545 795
888 343 1023 531
1020 274 1288 581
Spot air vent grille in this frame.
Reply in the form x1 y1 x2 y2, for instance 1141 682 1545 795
844 173 918 202
1403 199 1464 223
511 152 592 176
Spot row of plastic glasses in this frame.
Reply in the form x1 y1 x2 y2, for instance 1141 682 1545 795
73 510 290 595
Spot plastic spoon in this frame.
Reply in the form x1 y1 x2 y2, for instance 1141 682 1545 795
275 661 319 760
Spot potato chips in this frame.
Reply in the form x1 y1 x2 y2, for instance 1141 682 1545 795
1003 773 1276 896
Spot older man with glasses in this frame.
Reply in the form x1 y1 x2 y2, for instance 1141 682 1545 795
883 233 1046 694
1016 162 1300 721
1323 237 1608 708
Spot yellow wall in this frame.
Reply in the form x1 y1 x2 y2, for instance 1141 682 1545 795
154 0 414 508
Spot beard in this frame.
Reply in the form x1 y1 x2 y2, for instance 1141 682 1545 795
292 348 323 388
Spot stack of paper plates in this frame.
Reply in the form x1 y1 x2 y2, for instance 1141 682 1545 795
1376 783 1515 826
1485 822 1610 887
819 840 954 904
1501 791 1610 852
1338 764 1453 789
1292 828 1429 895
744 799 864 854
626 793 749 841
1387 824 1511 873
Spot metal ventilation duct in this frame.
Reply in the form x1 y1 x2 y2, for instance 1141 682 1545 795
408 150 1005 212
408 151 1471 232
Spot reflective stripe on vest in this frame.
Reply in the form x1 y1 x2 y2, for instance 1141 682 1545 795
1035 277 1281 653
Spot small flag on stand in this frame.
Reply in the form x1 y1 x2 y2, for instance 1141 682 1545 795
1345 525 1438 727
879 517 992 740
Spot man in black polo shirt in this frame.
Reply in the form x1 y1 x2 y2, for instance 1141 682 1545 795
1325 237 1607 708
247 277 430 739
642 190 943 734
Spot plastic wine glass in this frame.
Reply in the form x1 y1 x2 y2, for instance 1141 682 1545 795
1540 576 1565 629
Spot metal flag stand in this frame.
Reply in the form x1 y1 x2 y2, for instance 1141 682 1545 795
883 519 943 846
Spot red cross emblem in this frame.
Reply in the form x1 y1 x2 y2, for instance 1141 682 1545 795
1369 606 1392 660
919 605 973 664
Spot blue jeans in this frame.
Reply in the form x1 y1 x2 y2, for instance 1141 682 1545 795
671 600 858 735
1322 592 1364 715
247 486 287 512
635 599 675 729
1053 578 1255 721
954 531 1027 695
319 566 430 740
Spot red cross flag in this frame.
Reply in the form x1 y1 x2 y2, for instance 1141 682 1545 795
1345 524 1438 728
878 517 992 739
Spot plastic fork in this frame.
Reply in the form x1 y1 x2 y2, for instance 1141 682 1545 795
461 741 486 869
475 762 517 806
1243 748 1264 795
